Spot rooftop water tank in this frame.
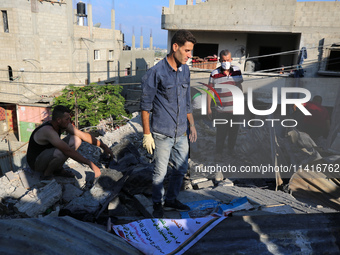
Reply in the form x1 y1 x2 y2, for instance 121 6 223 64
77 1 86 17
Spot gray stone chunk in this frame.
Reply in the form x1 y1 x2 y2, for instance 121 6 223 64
218 178 234 187
133 194 153 218
62 184 84 203
193 180 214 190
14 179 62 217
64 169 123 214
64 191 100 214
191 178 209 185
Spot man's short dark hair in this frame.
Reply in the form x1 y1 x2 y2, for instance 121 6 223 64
52 105 71 120
219 49 231 61
313 95 322 104
170 30 196 49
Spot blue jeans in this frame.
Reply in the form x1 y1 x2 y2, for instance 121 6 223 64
152 132 189 203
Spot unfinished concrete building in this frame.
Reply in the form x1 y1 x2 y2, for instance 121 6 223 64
0 0 154 141
163 0 340 77
162 0 340 153
162 0 339 108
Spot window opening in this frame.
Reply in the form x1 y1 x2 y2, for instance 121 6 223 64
2 11 9 33
8 66 13 81
326 44 340 72
94 50 100 60
109 50 114 60
125 67 131 76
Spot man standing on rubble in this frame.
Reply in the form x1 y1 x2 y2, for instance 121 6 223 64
140 30 197 218
27 105 113 179
207 50 243 161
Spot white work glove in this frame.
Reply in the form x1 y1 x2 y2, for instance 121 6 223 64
143 133 155 154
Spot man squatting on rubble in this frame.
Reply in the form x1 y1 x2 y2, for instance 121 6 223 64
207 50 243 161
140 30 197 218
27 105 113 179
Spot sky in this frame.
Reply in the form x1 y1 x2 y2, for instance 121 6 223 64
73 0 337 50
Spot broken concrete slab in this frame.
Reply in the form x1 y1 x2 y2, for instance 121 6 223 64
21 170 41 189
64 191 101 215
11 186 27 200
14 179 62 217
96 167 134 219
213 186 338 214
64 169 123 215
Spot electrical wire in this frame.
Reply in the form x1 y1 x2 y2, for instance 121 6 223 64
0 45 339 88
0 68 150 74
0 79 142 87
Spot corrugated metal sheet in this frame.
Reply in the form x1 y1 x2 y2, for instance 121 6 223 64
185 213 340 255
0 216 142 255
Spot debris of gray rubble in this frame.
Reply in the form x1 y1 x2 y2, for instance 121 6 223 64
0 112 339 222
14 179 62 218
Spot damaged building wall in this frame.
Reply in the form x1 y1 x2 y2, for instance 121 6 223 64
0 0 70 102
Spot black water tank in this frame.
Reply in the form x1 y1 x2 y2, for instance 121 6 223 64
77 1 86 17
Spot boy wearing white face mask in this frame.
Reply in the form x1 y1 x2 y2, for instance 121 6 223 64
207 49 243 161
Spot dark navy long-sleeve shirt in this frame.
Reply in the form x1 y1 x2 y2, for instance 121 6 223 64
140 57 192 138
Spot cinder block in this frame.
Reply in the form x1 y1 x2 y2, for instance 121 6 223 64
5 171 18 182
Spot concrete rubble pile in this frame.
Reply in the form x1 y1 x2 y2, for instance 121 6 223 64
0 112 339 223
0 113 208 221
